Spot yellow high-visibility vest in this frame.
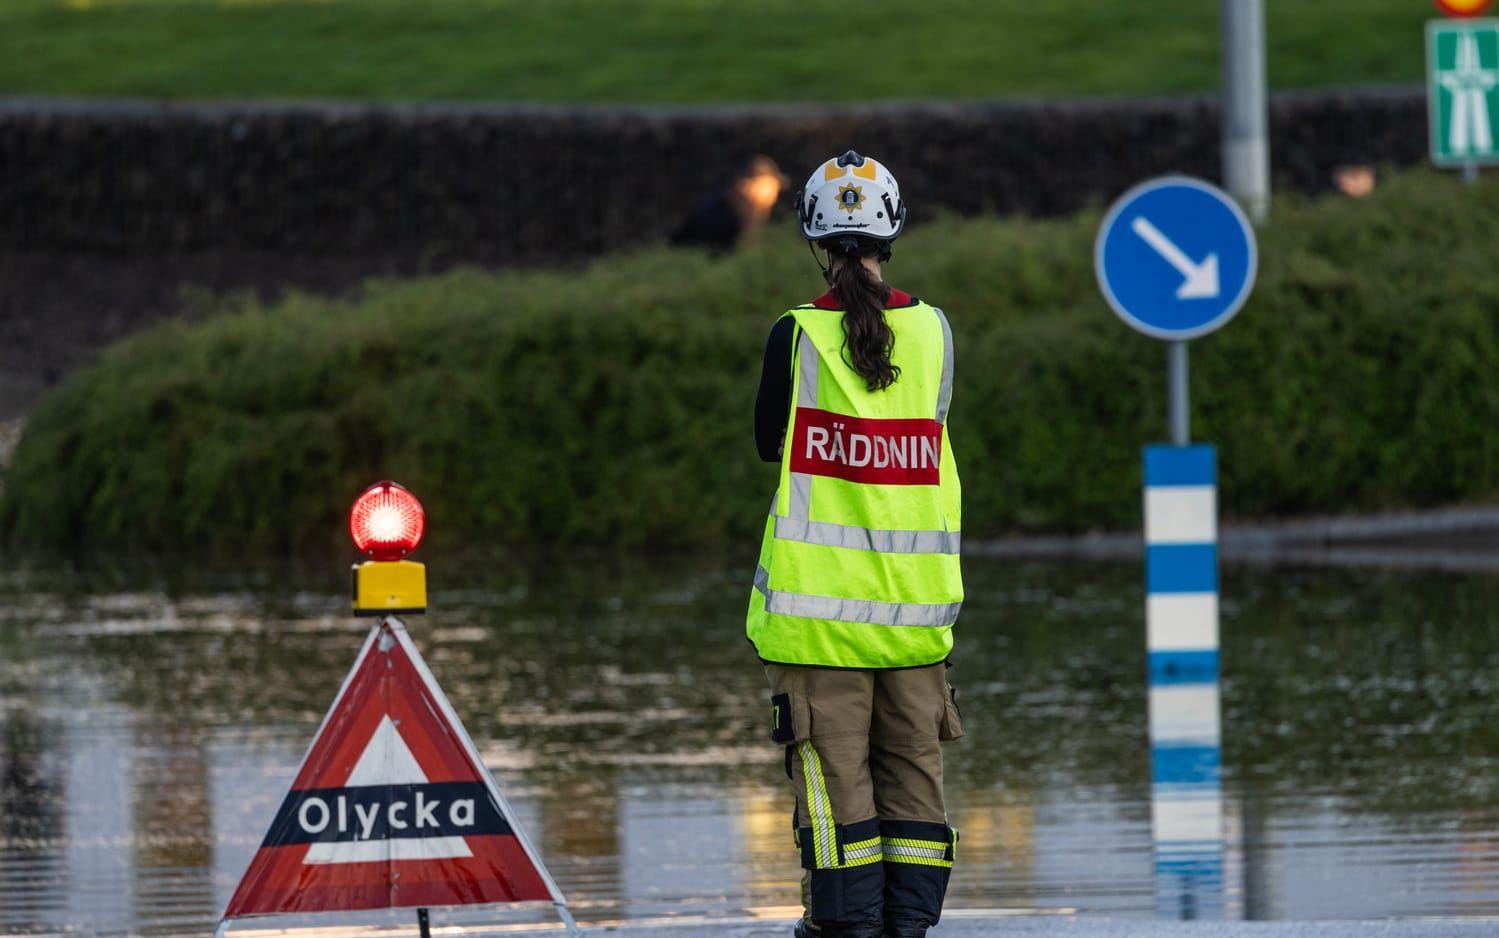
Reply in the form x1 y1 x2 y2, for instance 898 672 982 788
746 293 962 669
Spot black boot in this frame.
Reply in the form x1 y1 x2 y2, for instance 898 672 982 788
797 919 885 938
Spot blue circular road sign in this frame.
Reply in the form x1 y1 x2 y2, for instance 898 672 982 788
1094 176 1258 341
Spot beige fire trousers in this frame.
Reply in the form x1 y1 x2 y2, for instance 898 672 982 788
765 662 964 935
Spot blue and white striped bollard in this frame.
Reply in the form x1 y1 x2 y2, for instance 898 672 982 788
1144 444 1225 919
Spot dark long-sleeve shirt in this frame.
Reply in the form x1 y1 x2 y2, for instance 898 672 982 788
753 316 797 462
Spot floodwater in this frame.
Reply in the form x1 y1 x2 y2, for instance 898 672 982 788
2 554 1499 935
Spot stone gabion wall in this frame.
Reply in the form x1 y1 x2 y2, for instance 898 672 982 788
0 88 1428 258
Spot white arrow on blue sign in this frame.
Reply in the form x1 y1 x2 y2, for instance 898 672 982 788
1094 176 1259 341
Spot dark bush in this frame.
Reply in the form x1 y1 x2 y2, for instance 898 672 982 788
0 90 1427 257
4 170 1497 556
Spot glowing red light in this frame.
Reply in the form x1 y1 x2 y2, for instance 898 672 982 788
349 481 425 561
1435 0 1493 16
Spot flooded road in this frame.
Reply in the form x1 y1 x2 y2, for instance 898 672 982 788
2 556 1499 935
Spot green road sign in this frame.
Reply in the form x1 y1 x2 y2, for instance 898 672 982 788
1428 19 1499 166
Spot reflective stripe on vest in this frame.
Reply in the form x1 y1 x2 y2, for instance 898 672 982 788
755 565 962 628
934 307 955 424
785 331 819 520
772 515 961 555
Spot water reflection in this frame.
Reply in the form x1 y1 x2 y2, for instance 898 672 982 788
0 707 65 929
1149 677 1225 919
0 558 1498 934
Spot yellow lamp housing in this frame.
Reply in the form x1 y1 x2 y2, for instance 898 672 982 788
352 560 427 616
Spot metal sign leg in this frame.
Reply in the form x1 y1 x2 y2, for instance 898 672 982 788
556 902 584 937
1169 341 1191 447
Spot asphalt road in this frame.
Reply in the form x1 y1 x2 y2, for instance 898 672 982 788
610 922 1499 938
452 914 1499 938
225 911 1499 938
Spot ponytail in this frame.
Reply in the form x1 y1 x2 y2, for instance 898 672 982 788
826 244 899 392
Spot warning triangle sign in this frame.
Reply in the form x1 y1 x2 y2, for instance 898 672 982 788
219 617 572 932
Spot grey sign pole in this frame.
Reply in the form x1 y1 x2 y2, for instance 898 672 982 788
1168 341 1190 446
1222 0 1270 222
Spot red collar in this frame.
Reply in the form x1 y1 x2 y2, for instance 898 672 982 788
810 287 914 310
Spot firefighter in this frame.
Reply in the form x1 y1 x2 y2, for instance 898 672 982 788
748 151 964 938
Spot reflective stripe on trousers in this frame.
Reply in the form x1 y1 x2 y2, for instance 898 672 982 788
798 740 884 869
882 835 954 868
756 566 961 629
798 741 838 868
841 836 882 867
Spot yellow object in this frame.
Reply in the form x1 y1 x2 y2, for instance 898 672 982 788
746 298 962 669
352 560 427 616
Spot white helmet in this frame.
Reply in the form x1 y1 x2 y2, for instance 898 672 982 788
796 150 906 243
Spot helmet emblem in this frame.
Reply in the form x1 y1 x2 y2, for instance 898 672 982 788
836 182 865 215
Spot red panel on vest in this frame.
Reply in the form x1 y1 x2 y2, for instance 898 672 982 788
221 619 555 923
789 408 941 485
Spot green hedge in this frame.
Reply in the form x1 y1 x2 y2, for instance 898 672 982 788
5 170 1498 556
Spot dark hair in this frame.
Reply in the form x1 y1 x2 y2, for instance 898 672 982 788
823 237 899 392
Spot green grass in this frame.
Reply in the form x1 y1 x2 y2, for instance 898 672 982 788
0 0 1435 103
5 168 1499 557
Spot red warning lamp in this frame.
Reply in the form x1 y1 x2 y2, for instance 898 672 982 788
349 480 425 561
1435 0 1493 16
349 481 428 617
